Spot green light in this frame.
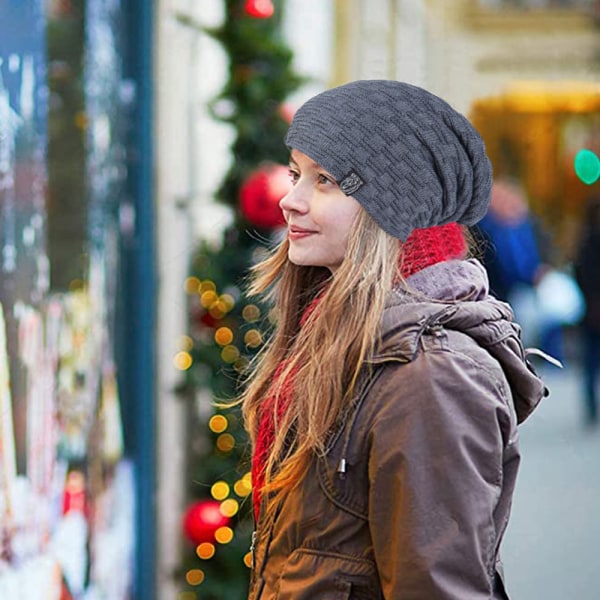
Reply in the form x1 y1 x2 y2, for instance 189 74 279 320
574 149 600 185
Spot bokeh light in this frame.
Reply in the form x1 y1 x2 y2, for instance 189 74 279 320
221 345 240 363
242 304 261 322
216 433 236 453
173 351 193 370
199 280 216 293
196 542 216 560
208 414 228 433
234 478 252 497
220 293 235 311
179 335 194 351
211 481 230 501
200 290 218 308
574 149 600 185
220 498 240 517
184 277 201 294
214 526 234 544
243 552 253 568
185 569 205 586
244 329 262 348
214 327 234 346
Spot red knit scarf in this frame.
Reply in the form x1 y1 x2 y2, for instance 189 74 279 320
251 223 467 520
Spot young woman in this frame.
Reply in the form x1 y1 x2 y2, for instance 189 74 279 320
242 80 546 600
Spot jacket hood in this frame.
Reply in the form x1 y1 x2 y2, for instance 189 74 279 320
376 259 546 423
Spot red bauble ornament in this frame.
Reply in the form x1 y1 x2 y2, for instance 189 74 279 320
240 163 291 229
182 500 230 545
244 0 274 18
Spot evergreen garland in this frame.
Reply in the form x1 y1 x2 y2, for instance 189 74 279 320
178 2 303 598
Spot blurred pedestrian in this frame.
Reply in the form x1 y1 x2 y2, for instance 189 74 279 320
241 80 546 599
574 195 600 426
476 178 563 360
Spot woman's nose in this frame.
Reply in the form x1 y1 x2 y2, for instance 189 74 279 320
279 184 309 214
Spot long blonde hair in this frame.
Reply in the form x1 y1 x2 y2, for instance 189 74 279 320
241 208 400 505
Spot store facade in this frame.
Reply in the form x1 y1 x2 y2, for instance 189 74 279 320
0 1 154 598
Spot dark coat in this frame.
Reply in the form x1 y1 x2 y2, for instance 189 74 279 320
248 260 546 600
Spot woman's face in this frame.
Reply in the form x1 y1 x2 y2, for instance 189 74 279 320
280 149 361 273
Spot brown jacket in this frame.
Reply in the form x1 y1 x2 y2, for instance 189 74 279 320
249 260 546 600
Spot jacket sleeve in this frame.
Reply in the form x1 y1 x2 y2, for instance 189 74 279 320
367 344 518 599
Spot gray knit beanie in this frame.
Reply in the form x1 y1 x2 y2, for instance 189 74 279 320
285 80 492 241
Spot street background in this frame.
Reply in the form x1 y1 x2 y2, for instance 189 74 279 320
503 362 600 600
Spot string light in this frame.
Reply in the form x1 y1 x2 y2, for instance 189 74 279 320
200 290 218 308
220 293 235 311
196 543 216 560
184 277 201 294
199 280 216 293
211 481 230 501
179 335 194 351
216 433 236 453
185 569 205 586
208 415 228 433
242 304 261 322
174 351 193 370
234 477 252 497
214 526 234 544
244 329 262 348
220 498 240 517
214 327 234 346
221 345 240 363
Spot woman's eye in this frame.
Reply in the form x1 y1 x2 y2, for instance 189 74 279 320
317 173 333 185
288 169 300 184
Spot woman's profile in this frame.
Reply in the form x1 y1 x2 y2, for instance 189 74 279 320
240 80 546 599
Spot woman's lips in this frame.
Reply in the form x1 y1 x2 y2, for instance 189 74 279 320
288 226 315 240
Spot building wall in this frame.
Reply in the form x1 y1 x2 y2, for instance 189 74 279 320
332 0 599 114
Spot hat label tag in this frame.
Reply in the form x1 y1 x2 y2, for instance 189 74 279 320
339 171 364 196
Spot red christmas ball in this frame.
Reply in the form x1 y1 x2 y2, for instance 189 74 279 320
244 0 274 18
182 500 230 545
240 163 291 229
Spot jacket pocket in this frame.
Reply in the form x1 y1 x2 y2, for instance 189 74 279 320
275 548 379 600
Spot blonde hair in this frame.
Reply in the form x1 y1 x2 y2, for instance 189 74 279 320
241 208 400 510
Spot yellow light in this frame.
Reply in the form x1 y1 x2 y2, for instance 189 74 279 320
214 327 234 346
208 414 228 433
200 290 218 308
234 358 249 374
243 552 253 568
234 478 252 497
221 345 240 363
196 542 215 560
211 481 230 501
179 335 194 351
199 280 216 293
173 351 193 371
209 301 228 319
242 304 261 322
185 569 205 586
216 433 235 453
184 277 201 294
244 329 262 348
220 294 235 311
214 526 234 544
220 498 239 517
178 592 196 600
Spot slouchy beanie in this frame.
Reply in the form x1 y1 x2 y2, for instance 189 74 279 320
285 80 493 241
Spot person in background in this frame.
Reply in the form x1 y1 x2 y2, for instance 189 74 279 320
476 179 563 361
574 195 600 426
240 80 546 599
